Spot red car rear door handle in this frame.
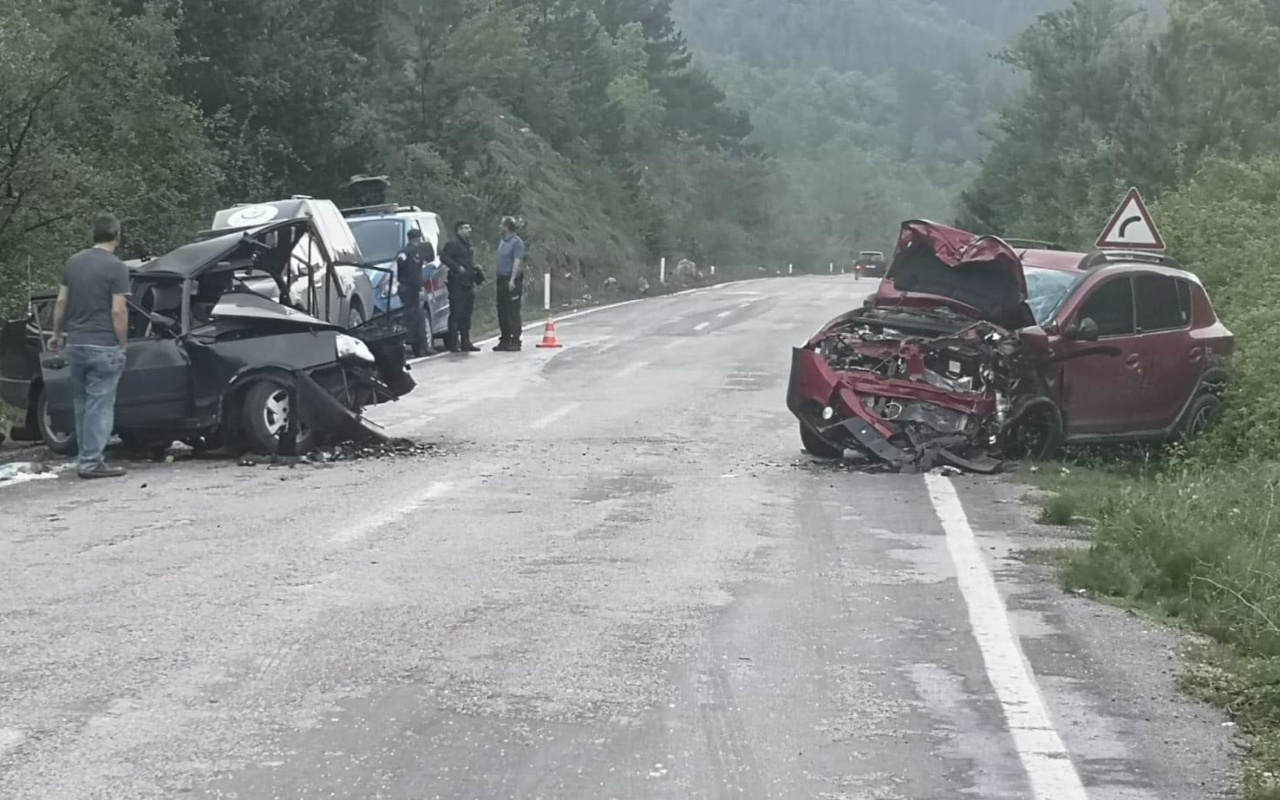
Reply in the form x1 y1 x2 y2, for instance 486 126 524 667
1125 353 1140 368
1189 348 1203 363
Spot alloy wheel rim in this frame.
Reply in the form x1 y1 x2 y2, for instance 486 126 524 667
42 399 71 444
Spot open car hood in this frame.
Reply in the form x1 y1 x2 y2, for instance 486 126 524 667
870 220 1034 330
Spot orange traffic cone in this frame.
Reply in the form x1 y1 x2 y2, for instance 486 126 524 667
536 317 563 348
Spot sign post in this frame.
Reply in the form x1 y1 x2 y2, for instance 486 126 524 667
543 272 551 311
660 257 666 284
1096 187 1165 251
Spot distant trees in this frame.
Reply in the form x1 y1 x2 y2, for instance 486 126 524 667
0 0 769 317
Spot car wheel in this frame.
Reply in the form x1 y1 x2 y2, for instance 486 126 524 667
36 387 77 456
242 379 316 455
1003 397 1064 461
800 422 842 459
348 303 366 329
1181 393 1223 442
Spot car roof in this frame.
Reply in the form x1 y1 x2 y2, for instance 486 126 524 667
1019 247 1199 282
1018 248 1083 272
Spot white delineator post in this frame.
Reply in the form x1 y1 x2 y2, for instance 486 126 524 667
829 262 833 273
660 257 666 284
710 264 715 276
543 272 551 311
788 263 793 275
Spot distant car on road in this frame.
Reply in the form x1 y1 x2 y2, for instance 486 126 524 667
789 221 1234 470
854 250 887 276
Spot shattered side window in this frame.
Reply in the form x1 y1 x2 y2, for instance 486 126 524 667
1077 277 1135 338
1024 267 1080 326
1135 275 1188 332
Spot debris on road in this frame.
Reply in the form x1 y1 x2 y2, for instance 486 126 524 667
0 461 63 487
235 437 441 468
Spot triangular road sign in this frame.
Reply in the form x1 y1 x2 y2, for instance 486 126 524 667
1096 187 1165 250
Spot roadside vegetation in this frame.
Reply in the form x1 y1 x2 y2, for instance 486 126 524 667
0 0 780 323
963 2 1280 794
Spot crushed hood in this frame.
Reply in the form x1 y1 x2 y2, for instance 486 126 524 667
873 220 1035 330
208 290 343 331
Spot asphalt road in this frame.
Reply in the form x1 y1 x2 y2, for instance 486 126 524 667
0 276 1241 799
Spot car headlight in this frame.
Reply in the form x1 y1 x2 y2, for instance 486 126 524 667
336 334 375 364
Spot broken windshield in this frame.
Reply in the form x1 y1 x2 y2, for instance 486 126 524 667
1025 266 1081 326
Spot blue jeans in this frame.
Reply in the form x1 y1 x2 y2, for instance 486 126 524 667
66 344 126 469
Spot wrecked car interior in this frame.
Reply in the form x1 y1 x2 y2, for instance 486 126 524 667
788 221 1116 474
19 217 417 457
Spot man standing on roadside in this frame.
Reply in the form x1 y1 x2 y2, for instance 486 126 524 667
440 221 484 353
493 216 525 351
396 227 436 357
48 213 131 479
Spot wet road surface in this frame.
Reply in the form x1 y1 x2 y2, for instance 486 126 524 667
0 276 1240 798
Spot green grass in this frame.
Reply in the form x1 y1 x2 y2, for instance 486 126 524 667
1031 458 1280 798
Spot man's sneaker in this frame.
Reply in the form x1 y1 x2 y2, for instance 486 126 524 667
78 463 127 480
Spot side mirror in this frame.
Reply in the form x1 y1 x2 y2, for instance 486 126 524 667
1065 317 1100 342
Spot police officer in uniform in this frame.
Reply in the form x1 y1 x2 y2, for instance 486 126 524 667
396 228 436 357
440 220 484 352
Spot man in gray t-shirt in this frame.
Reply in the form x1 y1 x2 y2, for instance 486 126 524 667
49 212 132 479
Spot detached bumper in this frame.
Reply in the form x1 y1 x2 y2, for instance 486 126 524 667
787 347 895 460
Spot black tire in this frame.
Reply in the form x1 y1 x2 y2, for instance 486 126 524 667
800 422 843 459
36 387 77 456
1180 392 1223 443
1003 397 1064 461
348 302 366 329
242 379 316 455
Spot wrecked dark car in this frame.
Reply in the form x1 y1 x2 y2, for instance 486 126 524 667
787 220 1235 473
2 217 416 456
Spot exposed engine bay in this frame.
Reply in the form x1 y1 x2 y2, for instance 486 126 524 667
792 310 1066 474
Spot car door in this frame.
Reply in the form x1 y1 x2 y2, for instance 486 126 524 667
1057 276 1146 436
415 214 450 331
1132 274 1200 432
112 285 194 427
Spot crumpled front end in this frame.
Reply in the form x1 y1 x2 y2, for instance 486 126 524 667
789 319 1039 473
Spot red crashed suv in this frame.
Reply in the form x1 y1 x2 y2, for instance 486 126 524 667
787 220 1234 472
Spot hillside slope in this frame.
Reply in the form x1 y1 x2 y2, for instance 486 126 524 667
670 0 1164 258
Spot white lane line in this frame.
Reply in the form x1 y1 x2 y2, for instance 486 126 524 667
738 302 754 309
614 361 648 379
664 339 684 350
925 475 1088 800
531 402 581 430
717 311 732 318
693 322 710 331
329 480 454 546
